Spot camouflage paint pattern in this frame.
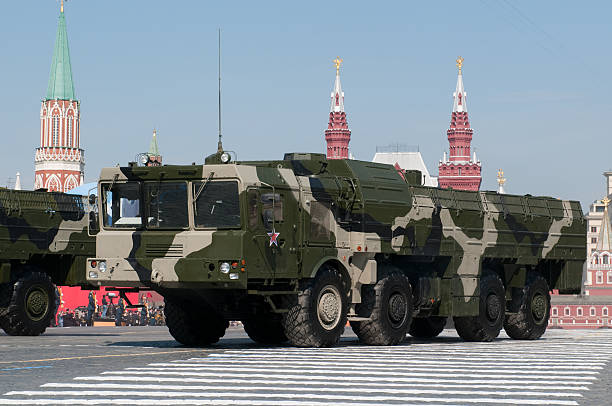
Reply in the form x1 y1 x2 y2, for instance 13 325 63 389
0 188 96 286
88 153 586 318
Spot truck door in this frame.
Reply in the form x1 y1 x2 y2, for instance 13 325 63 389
247 188 299 279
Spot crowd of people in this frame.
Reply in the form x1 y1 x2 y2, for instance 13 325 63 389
53 289 166 327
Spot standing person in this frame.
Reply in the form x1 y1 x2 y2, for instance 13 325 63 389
115 298 124 326
87 291 96 326
140 297 148 326
101 294 108 318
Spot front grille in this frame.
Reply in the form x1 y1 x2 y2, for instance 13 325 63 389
145 244 183 258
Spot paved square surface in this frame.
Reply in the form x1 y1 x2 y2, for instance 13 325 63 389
1 327 610 405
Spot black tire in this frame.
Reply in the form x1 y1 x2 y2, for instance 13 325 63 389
504 273 550 340
409 316 447 338
0 283 13 332
243 314 288 344
454 273 505 342
0 271 55 336
283 266 348 348
350 272 413 346
164 298 228 346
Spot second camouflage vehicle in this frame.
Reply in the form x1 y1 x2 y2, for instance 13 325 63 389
87 151 586 347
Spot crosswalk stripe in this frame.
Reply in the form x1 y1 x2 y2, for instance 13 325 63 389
104 368 598 380
148 361 604 371
74 374 593 387
0 391 581 405
0 399 575 406
124 365 600 375
41 382 590 392
31 383 583 398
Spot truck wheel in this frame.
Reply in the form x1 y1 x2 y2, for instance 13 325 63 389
454 273 504 342
350 272 413 346
409 316 447 338
504 273 550 340
164 299 228 346
1 271 55 336
283 266 348 347
243 314 288 344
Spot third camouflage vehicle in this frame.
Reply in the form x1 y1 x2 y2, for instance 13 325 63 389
87 151 586 347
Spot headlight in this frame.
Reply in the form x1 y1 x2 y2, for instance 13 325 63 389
219 262 231 274
89 271 98 279
98 261 107 272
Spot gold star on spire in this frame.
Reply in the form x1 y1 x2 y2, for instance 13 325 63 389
603 196 611 207
456 56 464 73
333 57 343 74
60 0 64 13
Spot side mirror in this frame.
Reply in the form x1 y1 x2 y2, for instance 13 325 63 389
89 194 96 205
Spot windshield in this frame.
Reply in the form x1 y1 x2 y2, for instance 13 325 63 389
144 182 188 229
102 182 142 228
193 181 241 228
102 181 189 229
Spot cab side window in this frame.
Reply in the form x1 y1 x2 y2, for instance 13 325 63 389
310 201 332 240
247 190 259 229
261 193 283 231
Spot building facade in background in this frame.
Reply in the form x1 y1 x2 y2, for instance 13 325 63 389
34 3 84 192
438 57 481 191
550 171 612 329
325 57 351 160
372 144 438 187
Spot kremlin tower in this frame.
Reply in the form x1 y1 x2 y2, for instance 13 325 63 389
325 57 351 160
438 57 481 191
34 1 84 192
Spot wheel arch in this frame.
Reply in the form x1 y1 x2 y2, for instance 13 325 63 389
308 257 351 294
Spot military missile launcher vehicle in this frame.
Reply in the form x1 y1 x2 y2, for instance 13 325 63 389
87 151 586 347
0 188 97 336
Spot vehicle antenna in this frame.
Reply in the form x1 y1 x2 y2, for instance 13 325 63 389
217 28 223 153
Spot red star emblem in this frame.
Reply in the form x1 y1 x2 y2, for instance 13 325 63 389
268 230 280 247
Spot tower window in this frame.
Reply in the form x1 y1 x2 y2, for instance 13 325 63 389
577 307 583 316
604 255 609 265
590 307 596 317
67 119 73 147
564 307 570 316
604 308 609 316
608 271 612 284
52 116 59 146
597 271 603 284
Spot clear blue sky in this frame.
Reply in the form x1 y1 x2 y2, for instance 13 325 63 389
2 0 611 210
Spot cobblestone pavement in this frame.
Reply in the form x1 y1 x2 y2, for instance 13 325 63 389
1 327 610 405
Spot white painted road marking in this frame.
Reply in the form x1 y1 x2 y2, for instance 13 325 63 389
1 329 611 406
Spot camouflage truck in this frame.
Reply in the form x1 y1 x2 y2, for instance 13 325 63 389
87 151 586 347
0 188 96 335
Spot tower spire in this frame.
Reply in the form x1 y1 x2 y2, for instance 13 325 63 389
453 56 467 113
596 197 612 252
47 2 75 100
325 57 351 159
331 57 344 113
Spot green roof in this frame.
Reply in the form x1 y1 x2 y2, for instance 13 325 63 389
46 10 76 100
149 131 160 156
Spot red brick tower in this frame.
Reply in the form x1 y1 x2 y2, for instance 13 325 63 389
325 57 351 160
438 57 481 191
34 1 84 192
